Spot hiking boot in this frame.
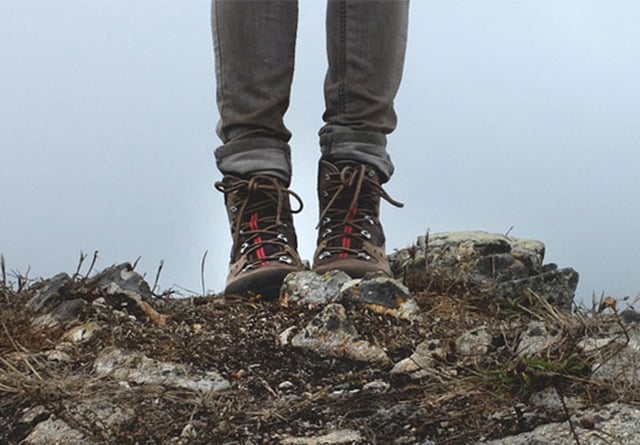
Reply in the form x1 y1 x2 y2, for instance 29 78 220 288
312 160 403 277
215 175 304 296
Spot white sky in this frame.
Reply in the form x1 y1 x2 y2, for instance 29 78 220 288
1 1 639 303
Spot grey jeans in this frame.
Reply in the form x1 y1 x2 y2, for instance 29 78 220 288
212 0 409 185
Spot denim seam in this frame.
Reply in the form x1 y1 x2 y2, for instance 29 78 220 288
338 0 347 116
213 2 226 141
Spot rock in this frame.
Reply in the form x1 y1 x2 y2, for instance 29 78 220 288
27 273 72 312
342 274 420 320
578 325 640 384
291 304 390 364
456 326 492 362
391 231 544 285
517 321 562 357
62 321 102 344
279 270 351 307
481 402 640 445
391 338 448 379
23 401 131 445
90 263 153 300
389 231 578 308
32 298 87 328
94 347 230 393
363 379 390 392
281 429 364 444
494 265 579 310
620 308 640 324
22 418 89 445
88 263 168 325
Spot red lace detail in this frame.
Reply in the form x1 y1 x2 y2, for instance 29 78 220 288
340 207 358 259
250 212 269 265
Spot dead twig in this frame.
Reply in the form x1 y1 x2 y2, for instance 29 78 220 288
201 250 208 297
84 250 99 279
152 260 164 295
72 251 88 280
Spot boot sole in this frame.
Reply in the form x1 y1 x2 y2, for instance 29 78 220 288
225 265 302 299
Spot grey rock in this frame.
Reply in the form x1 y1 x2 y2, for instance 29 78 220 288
94 347 230 393
456 326 492 363
578 325 640 384
342 273 420 320
291 304 390 364
279 270 351 307
61 321 102 344
494 265 579 310
281 429 363 444
481 402 640 445
391 231 545 285
22 418 89 445
27 273 72 312
90 263 153 300
23 401 131 445
620 308 640 324
517 321 562 358
391 338 448 379
390 231 578 308
32 298 87 328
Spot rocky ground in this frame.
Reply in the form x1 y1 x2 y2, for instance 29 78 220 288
1 231 639 445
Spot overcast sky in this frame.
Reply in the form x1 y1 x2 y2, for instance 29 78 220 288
1 0 639 303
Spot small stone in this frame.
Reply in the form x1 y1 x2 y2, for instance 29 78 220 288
278 380 295 390
94 347 230 393
89 263 153 300
391 338 447 379
281 429 363 444
43 350 71 362
22 418 87 445
517 321 561 357
32 299 87 328
291 304 389 364
342 274 419 320
279 325 297 346
456 326 492 360
363 380 390 392
27 273 72 313
62 322 102 344
279 270 351 307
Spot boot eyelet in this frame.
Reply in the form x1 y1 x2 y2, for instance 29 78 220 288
322 191 329 198
242 264 255 272
322 228 333 238
240 242 249 254
368 170 375 177
230 205 238 213
318 251 332 260
277 233 288 243
322 217 331 225
279 255 293 264
361 230 371 240
364 215 374 225
324 173 330 180
358 252 372 261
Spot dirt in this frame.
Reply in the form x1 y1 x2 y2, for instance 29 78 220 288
0 273 634 445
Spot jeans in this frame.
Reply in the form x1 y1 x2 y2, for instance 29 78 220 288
211 0 409 185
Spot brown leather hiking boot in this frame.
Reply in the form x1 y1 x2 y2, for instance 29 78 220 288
312 161 403 277
215 175 304 296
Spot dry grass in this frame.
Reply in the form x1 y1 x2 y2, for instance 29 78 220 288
0 270 639 444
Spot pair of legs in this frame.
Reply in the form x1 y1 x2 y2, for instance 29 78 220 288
212 0 409 295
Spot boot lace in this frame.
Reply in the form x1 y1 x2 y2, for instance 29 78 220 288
215 176 303 270
317 164 403 260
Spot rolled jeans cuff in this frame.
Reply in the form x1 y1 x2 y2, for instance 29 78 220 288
319 126 394 183
214 137 292 186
